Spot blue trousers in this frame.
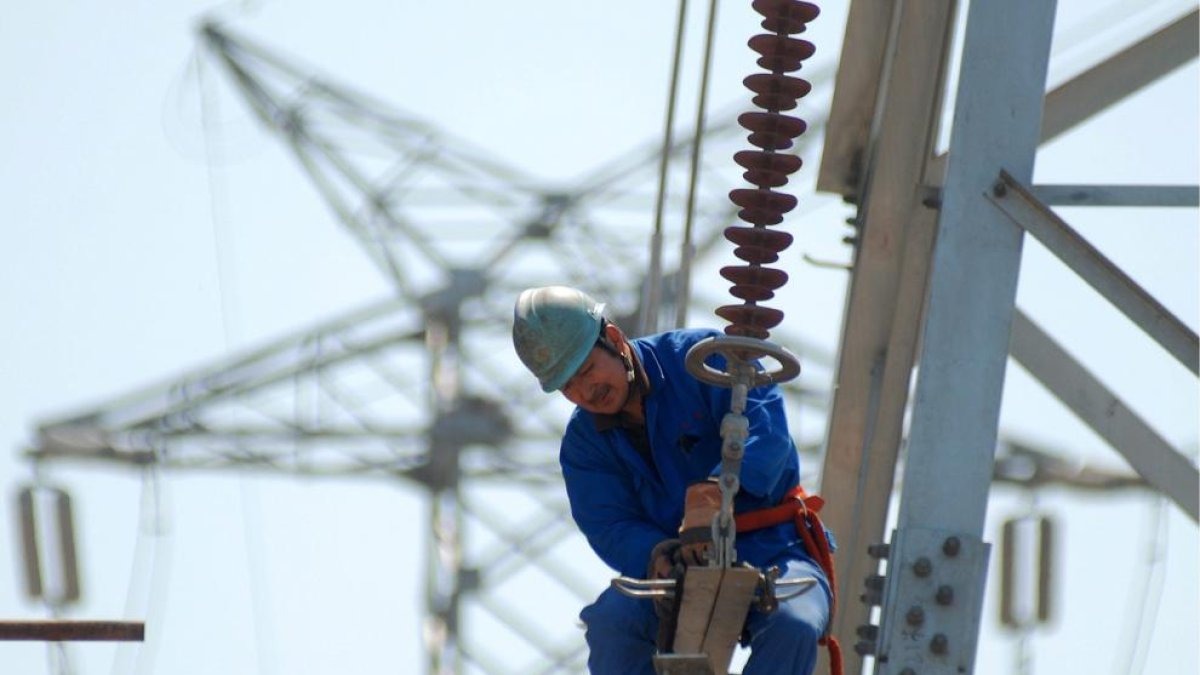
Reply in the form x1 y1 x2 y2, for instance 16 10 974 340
580 555 831 675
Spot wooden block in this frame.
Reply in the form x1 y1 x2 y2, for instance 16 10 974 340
701 568 759 674
653 653 716 674
672 568 723 654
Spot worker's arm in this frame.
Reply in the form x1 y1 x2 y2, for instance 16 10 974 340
686 365 796 506
560 419 675 578
694 345 798 505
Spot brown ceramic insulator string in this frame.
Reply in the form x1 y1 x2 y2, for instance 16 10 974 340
716 0 819 340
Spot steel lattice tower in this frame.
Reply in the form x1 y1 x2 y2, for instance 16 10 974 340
27 22 836 675
22 6 1192 674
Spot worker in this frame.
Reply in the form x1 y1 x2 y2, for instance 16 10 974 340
512 285 833 675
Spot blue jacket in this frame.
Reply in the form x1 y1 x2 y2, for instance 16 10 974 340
560 328 804 578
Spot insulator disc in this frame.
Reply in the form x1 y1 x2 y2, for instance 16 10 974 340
752 0 820 34
717 305 784 337
734 245 781 264
725 225 794 252
748 34 816 72
720 265 789 291
743 167 790 188
729 188 798 213
744 74 812 102
752 93 799 112
739 111 807 139
725 324 771 340
737 207 785 226
727 284 775 302
747 131 794 152
734 150 803 175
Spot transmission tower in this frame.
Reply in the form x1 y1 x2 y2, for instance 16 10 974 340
26 21 836 675
22 6 1192 675
814 3 1197 673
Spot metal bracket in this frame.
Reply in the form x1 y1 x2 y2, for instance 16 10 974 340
875 527 991 674
615 565 818 675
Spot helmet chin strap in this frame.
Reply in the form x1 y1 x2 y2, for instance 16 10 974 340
598 328 638 408
600 328 637 384
617 348 637 411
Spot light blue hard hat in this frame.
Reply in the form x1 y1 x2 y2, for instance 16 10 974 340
512 286 606 392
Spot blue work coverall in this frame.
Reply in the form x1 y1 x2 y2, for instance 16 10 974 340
560 328 831 674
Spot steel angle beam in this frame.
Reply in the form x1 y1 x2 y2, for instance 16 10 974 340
882 1 1057 671
31 297 425 435
874 528 990 674
814 1 958 668
1032 184 1200 208
988 171 1199 375
1009 310 1199 521
899 0 1055 539
816 0 899 197
928 8 1200 185
1041 9 1198 144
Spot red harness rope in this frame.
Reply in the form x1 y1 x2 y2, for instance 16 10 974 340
735 486 843 675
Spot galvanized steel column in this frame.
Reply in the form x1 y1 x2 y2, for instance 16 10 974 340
875 0 1057 672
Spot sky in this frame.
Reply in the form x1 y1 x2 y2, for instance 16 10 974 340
1 1 1196 674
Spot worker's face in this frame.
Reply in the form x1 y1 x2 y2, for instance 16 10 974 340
560 341 629 415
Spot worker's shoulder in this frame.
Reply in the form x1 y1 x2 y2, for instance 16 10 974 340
634 328 724 378
635 327 722 351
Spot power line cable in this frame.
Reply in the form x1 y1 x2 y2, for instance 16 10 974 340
197 39 281 675
197 48 242 348
643 0 690 336
1116 496 1169 675
108 464 173 675
674 0 719 329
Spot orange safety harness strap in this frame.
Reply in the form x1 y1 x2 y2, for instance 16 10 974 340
735 485 844 675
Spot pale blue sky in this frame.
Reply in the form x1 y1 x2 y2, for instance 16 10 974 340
1 1 1196 674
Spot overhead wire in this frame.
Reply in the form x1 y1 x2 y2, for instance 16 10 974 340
196 47 243 348
644 0 724 334
110 35 282 675
643 0 690 337
195 40 282 675
102 46 233 675
675 0 721 330
1115 496 1170 675
108 464 173 675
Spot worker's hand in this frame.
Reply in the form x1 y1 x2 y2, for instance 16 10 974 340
678 481 722 566
646 539 683 623
647 539 684 650
647 539 683 580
